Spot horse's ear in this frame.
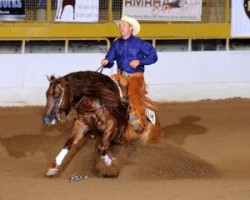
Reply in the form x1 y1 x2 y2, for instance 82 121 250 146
46 74 55 83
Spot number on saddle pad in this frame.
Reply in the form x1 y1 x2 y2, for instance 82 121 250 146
145 107 156 125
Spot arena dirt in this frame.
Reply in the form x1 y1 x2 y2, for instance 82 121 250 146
0 98 250 200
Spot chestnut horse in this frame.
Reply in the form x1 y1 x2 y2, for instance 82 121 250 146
43 71 161 176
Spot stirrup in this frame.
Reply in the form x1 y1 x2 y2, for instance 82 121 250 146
129 114 142 131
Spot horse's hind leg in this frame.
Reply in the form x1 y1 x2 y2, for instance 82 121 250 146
46 120 87 176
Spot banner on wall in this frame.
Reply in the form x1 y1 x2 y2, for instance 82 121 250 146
231 0 250 37
0 0 25 21
55 0 99 22
122 0 202 21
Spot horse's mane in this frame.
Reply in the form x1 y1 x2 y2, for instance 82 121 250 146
62 71 129 128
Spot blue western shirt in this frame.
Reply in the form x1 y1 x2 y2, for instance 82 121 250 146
105 35 158 74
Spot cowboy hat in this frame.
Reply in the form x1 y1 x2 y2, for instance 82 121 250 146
115 16 140 36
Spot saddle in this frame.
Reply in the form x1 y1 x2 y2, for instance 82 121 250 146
112 73 158 131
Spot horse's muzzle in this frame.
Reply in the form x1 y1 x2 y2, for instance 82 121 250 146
43 112 59 125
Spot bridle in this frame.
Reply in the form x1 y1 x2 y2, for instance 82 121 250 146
57 84 64 109
51 83 65 123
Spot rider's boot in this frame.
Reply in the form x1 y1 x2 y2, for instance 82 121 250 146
126 73 148 131
128 94 147 131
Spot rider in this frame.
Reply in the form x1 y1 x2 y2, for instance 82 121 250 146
101 15 158 130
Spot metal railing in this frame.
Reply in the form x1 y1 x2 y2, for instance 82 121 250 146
0 0 237 54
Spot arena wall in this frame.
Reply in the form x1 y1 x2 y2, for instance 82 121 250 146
0 51 249 106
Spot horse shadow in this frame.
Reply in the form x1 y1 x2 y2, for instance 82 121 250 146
162 115 207 145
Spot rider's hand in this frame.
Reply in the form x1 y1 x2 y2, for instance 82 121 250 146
129 60 140 69
102 59 109 67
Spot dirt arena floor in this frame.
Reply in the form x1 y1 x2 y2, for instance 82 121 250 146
1 98 250 200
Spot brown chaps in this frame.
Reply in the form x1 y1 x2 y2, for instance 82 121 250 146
112 72 158 130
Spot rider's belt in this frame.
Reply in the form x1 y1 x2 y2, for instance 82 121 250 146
120 70 144 79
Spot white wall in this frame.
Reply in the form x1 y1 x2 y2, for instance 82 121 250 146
145 51 250 101
0 51 249 106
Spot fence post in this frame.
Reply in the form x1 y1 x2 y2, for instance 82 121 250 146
46 0 52 22
225 0 230 23
108 0 113 22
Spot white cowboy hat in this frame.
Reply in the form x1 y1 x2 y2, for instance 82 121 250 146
115 15 140 36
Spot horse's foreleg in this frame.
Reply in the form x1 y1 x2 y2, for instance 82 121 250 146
46 120 87 176
99 146 113 166
98 126 118 166
101 154 113 166
46 148 68 176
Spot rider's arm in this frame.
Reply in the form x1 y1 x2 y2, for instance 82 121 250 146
103 42 117 68
139 41 158 66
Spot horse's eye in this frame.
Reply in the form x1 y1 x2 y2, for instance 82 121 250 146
54 94 61 101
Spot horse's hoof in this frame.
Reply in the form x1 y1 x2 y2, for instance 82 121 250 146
101 154 114 166
46 168 58 176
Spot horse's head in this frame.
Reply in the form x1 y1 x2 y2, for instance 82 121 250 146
43 75 70 125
